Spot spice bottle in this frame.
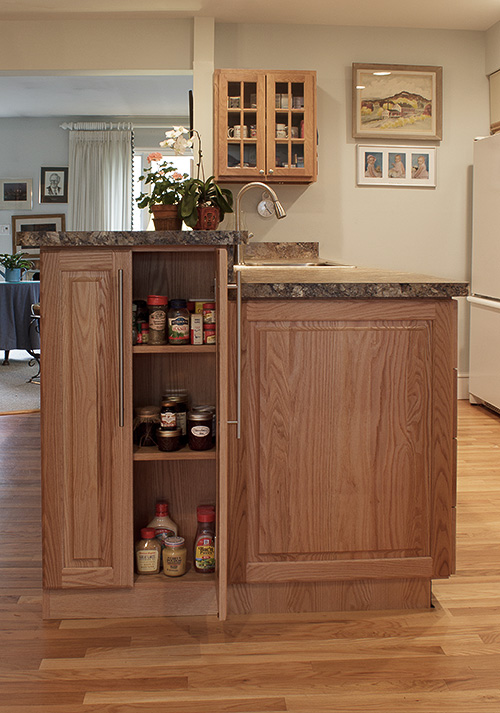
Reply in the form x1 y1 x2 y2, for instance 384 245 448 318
135 527 162 574
147 295 168 345
133 405 161 447
147 502 178 547
202 302 216 324
193 507 216 573
168 299 190 345
187 411 213 451
162 536 187 577
132 303 138 345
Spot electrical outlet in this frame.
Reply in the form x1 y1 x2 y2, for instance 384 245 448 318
0 224 10 235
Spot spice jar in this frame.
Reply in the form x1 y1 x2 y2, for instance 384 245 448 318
135 527 162 574
168 299 190 345
193 508 216 573
187 410 213 451
156 427 181 452
147 295 168 345
133 405 161 447
202 302 216 324
160 399 177 429
132 303 138 345
162 536 187 577
203 324 216 345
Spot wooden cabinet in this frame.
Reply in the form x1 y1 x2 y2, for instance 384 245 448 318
227 299 457 614
41 245 229 619
214 69 317 184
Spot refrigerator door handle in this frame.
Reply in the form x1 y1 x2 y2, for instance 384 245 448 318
467 296 500 310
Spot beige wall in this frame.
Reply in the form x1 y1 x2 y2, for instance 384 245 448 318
215 24 489 384
486 21 500 75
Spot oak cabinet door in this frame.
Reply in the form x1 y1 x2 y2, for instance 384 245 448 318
41 248 133 589
229 300 456 585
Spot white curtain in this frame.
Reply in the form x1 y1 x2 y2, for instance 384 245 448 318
67 123 133 230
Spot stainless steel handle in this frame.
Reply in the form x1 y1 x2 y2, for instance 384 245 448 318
118 268 124 428
227 270 242 438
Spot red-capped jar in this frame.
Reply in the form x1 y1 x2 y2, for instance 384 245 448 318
193 509 216 573
147 295 168 345
202 302 216 324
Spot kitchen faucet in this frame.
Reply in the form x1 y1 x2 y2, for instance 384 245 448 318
234 182 287 265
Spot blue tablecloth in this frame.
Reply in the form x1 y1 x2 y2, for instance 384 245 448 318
0 281 40 351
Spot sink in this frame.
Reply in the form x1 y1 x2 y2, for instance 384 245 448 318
242 259 357 268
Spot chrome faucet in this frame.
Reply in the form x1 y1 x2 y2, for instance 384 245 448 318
234 182 287 265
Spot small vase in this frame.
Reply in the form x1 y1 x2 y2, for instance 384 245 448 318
194 206 220 230
151 204 183 231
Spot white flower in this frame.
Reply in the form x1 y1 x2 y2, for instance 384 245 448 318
161 126 194 155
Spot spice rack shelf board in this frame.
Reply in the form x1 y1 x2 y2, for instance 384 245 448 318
134 569 217 585
133 345 217 354
133 445 217 461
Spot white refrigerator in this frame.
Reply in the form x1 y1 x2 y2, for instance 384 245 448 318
468 133 500 410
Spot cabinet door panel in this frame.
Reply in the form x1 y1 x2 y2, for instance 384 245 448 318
42 248 133 589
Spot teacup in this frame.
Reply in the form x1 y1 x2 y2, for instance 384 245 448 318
228 96 240 108
276 123 288 138
228 125 248 139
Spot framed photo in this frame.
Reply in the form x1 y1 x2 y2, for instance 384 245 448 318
357 146 436 187
12 213 66 254
352 63 443 140
40 166 68 203
0 178 33 210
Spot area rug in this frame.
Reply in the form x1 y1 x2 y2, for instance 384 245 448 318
0 352 40 413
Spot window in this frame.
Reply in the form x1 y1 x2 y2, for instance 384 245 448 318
132 151 193 230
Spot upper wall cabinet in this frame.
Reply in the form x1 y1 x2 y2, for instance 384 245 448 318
214 69 317 184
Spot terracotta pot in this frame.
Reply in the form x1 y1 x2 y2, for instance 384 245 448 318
194 205 220 230
151 204 183 231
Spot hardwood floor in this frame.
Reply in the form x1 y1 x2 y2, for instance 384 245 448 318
1 402 500 712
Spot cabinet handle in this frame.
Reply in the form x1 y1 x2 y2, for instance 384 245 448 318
259 169 265 175
268 169 274 175
227 270 242 439
118 268 124 428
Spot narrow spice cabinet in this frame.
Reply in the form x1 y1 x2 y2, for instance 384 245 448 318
40 243 230 619
214 69 317 183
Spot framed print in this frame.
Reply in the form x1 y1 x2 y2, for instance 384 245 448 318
40 166 68 203
0 178 33 210
12 213 66 254
352 63 443 140
357 146 436 187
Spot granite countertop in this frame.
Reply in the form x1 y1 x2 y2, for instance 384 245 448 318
17 230 248 247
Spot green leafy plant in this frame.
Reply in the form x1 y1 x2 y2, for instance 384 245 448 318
136 153 189 212
179 176 234 229
0 252 34 270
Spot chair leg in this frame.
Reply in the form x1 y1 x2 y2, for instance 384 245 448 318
2 350 9 366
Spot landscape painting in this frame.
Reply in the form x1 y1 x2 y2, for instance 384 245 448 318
352 64 442 140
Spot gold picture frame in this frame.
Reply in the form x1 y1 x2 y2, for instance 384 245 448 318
352 63 443 141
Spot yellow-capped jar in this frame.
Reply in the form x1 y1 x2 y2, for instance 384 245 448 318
162 536 187 577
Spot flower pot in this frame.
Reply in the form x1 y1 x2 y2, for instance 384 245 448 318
151 204 183 231
194 205 220 230
3 268 22 282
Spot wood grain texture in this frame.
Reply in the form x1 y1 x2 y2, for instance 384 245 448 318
1 401 500 713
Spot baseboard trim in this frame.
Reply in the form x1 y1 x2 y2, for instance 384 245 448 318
457 373 469 400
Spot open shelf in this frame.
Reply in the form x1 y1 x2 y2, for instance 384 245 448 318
133 344 216 354
133 444 216 461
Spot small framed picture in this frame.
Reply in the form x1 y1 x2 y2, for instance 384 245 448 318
357 146 436 187
0 178 33 210
12 213 66 254
352 63 443 141
40 167 68 203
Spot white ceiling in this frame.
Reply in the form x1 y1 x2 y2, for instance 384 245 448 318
0 0 499 31
1 0 499 118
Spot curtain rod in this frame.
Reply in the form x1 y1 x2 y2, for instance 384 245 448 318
59 122 181 131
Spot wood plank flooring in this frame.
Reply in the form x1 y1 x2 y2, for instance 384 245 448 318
1 401 500 712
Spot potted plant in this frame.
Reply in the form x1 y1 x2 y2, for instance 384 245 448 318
0 252 34 282
160 126 233 229
179 175 234 229
136 152 189 230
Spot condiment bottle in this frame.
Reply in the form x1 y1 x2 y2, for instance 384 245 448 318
202 302 216 324
135 527 161 574
163 391 189 443
162 536 187 577
167 299 190 345
160 399 177 429
147 295 168 345
187 411 213 451
194 507 216 573
147 502 178 547
156 427 181 452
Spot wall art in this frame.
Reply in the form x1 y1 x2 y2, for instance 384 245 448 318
357 146 436 187
0 178 33 210
352 63 442 140
40 167 68 204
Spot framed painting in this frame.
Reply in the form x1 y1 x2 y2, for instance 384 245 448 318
12 213 66 254
357 146 436 187
352 63 443 140
0 178 33 210
40 166 68 203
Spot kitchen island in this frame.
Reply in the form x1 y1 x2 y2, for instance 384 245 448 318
18 232 468 618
